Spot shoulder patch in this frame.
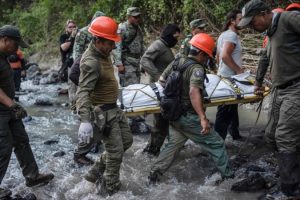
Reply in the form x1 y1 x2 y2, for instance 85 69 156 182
194 69 203 77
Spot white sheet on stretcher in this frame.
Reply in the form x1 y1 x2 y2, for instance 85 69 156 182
119 72 256 109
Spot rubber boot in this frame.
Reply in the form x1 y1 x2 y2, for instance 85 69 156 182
84 156 106 184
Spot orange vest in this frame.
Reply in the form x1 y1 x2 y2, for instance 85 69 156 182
9 49 24 69
262 36 268 49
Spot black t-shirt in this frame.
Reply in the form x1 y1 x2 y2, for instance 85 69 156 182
0 54 15 110
59 33 74 63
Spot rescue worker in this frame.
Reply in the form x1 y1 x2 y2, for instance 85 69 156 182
148 33 233 184
7 48 27 101
59 19 77 82
71 11 105 166
0 25 54 199
214 9 244 141
113 7 144 86
238 0 300 198
73 11 105 60
257 8 284 88
140 24 181 156
76 16 133 196
179 19 207 56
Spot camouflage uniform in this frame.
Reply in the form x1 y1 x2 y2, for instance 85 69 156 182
72 26 93 61
72 11 105 60
113 8 144 86
76 43 133 192
179 19 207 56
140 38 175 155
72 11 105 159
179 34 193 56
150 57 233 179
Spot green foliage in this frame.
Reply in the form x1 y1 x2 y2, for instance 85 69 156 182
0 0 294 56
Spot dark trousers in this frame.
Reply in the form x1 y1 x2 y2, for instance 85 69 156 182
214 104 240 140
144 113 169 155
265 84 300 195
0 110 39 184
13 69 22 92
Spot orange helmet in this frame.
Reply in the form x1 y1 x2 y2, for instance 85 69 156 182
88 16 121 42
189 33 215 58
272 8 284 13
286 3 300 11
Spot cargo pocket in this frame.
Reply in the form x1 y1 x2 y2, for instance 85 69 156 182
282 100 300 123
93 107 106 132
102 109 117 137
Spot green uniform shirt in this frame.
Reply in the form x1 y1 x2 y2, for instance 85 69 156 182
0 53 15 110
76 43 119 122
265 11 300 87
140 38 174 82
161 57 205 112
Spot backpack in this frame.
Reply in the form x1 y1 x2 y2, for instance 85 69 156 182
160 57 198 121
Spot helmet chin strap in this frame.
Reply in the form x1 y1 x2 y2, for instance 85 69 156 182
204 58 210 68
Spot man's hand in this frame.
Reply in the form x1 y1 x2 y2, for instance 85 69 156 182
10 103 27 120
236 68 244 74
117 65 125 74
200 118 210 135
78 122 93 144
254 82 265 96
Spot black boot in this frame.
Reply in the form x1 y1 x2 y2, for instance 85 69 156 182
278 152 300 197
148 171 162 185
143 144 160 156
74 154 94 165
0 187 11 199
25 173 54 187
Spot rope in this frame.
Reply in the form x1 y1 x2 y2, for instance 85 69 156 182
237 98 264 156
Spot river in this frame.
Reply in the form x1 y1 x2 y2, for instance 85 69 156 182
1 79 271 200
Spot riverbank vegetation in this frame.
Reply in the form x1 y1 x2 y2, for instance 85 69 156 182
0 0 289 57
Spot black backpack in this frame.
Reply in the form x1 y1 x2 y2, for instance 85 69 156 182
160 57 198 121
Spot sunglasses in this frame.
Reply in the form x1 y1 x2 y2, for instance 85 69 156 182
68 25 76 28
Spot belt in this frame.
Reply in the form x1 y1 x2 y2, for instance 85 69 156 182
99 103 117 112
277 77 300 89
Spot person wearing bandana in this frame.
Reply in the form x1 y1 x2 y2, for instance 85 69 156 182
140 24 180 156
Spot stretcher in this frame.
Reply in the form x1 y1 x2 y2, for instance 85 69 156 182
119 72 270 116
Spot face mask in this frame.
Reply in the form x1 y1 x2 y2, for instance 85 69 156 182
161 35 178 48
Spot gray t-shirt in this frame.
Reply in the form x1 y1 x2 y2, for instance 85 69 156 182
217 29 242 77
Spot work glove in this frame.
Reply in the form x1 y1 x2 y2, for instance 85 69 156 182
78 122 93 144
10 103 27 120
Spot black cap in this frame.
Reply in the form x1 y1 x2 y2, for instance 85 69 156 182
0 25 29 48
238 0 270 28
